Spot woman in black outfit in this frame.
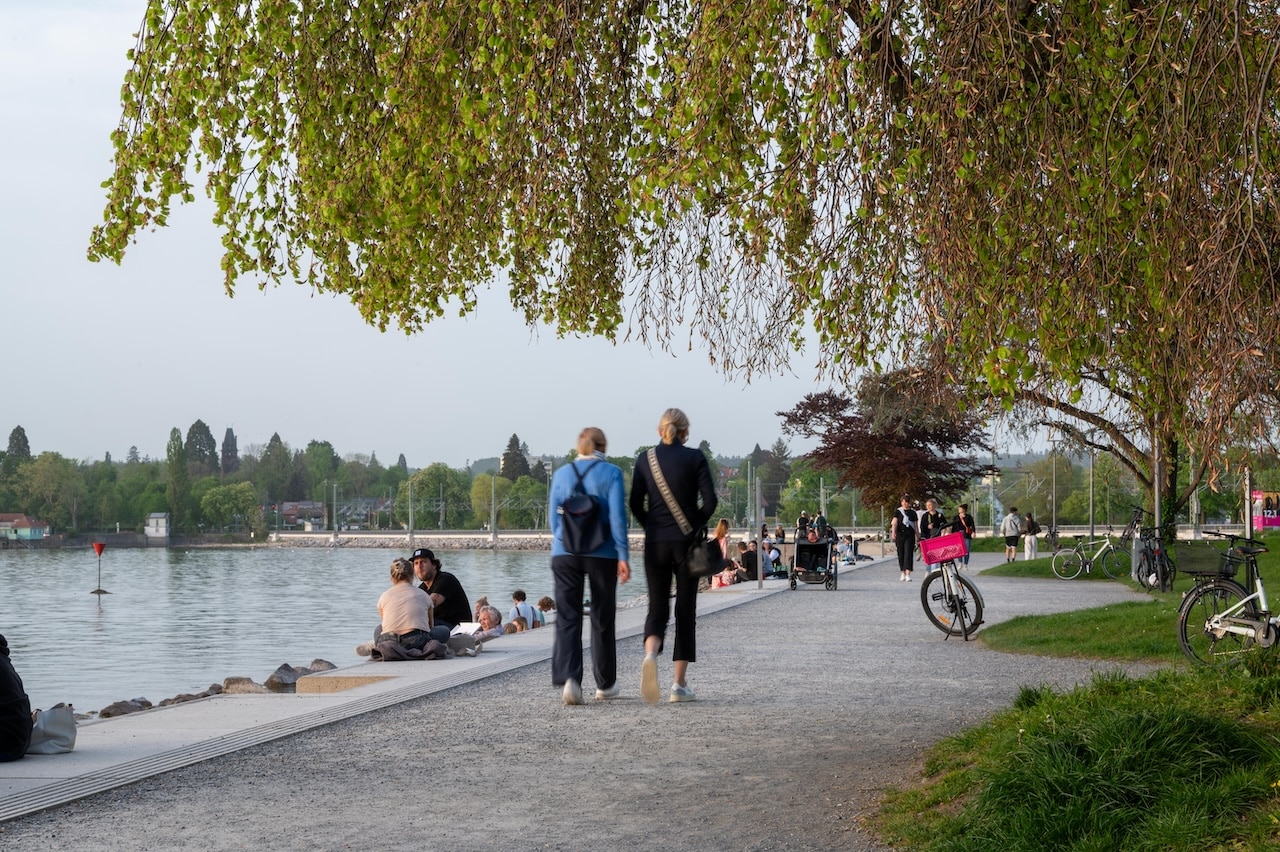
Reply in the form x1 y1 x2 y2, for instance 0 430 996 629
630 408 717 703
891 495 918 582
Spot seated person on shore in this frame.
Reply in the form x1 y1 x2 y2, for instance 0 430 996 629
412 548 472 633
472 606 506 643
537 596 556 626
764 542 782 572
710 561 740 589
0 634 33 762
473 596 489 622
358 558 450 656
737 541 759 581
509 617 528 632
509 590 540 629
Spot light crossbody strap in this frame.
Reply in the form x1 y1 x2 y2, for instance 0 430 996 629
646 448 693 536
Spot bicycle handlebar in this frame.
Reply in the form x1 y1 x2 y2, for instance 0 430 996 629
1203 530 1268 551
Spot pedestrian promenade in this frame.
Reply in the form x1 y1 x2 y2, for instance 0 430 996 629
0 553 1163 849
0 574 784 823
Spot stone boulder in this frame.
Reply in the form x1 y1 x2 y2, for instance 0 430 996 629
222 676 269 694
264 659 338 692
264 664 301 691
99 697 153 718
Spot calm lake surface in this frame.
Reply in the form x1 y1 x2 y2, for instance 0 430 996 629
0 547 650 714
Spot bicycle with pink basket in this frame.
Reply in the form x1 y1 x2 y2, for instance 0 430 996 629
919 531 985 640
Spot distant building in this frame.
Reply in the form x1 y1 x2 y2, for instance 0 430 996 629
281 501 326 529
145 513 170 541
0 513 48 540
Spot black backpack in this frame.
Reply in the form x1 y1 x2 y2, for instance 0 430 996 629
557 461 609 554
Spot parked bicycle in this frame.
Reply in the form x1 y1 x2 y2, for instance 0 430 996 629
1050 532 1131 580
919 531 985 640
1176 531 1278 666
1134 523 1176 592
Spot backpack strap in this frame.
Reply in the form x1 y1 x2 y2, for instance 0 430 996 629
570 459 599 494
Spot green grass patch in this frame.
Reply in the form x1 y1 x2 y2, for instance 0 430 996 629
871 534 1280 850
873 670 1280 851
979 600 1183 663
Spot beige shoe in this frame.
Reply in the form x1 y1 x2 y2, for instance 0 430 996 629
641 654 659 703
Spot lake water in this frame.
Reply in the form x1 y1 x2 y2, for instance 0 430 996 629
0 547 650 714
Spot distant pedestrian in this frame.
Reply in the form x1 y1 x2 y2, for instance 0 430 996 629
891 496 918 582
1000 507 1022 562
951 504 976 567
918 498 947 571
1023 512 1042 561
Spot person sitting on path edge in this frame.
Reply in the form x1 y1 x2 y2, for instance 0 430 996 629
412 548 472 633
356 558 452 657
0 634 32 762
472 606 506 643
508 590 539 629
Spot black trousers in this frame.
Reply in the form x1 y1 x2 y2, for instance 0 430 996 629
643 538 699 663
896 532 917 574
551 555 618 689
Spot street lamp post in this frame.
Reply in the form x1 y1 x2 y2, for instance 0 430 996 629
1050 437 1058 534
1088 443 1096 540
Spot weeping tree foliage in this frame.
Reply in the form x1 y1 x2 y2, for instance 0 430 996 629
92 1 1280 511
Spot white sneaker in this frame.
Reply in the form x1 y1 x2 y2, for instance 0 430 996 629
669 683 696 702
641 654 659 703
563 678 584 706
595 683 620 700
355 641 374 656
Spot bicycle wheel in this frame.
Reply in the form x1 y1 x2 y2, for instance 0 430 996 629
1051 548 1084 580
1177 578 1258 665
1157 550 1176 592
920 568 984 638
1135 551 1159 589
1101 546 1130 580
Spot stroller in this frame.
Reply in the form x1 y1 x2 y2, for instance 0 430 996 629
790 537 838 590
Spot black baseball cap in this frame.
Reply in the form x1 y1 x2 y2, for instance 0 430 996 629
408 548 436 563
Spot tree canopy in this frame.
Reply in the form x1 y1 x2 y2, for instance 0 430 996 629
93 1 1280 485
778 372 990 508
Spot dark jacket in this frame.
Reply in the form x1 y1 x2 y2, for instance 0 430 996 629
630 443 718 542
0 636 32 761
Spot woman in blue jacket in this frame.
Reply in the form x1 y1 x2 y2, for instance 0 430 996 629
548 427 631 706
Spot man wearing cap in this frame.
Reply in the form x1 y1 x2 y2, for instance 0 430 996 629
410 548 472 632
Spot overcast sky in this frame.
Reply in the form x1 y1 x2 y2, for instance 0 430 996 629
0 1 865 470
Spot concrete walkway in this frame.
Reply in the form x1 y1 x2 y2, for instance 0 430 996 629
0 553 1164 850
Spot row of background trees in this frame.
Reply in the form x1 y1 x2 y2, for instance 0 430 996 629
2 387 1268 541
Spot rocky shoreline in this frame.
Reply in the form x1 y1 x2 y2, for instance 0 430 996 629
85 659 338 720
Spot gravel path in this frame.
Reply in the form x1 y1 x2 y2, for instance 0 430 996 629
0 557 1163 851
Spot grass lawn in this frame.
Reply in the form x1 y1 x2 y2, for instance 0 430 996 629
870 534 1280 850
